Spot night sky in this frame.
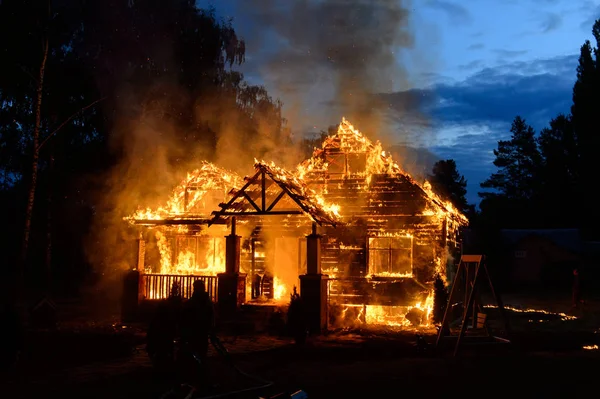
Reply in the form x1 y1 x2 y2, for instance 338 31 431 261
197 0 600 204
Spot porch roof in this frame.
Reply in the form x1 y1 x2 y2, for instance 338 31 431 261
210 161 340 227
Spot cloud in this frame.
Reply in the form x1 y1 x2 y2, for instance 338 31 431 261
492 49 529 58
381 54 578 203
424 0 472 25
467 43 484 50
579 3 600 31
428 124 505 204
459 60 484 70
539 12 562 33
431 55 576 128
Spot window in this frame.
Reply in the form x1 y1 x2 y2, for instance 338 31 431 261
327 154 346 174
347 153 366 174
368 236 413 276
197 236 226 271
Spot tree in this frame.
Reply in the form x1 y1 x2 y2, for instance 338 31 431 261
0 1 290 301
537 114 579 227
480 116 541 200
427 159 470 215
479 116 542 227
570 19 600 236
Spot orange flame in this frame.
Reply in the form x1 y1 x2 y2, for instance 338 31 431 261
125 161 243 222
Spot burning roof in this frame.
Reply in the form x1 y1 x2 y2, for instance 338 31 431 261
126 161 243 225
210 160 340 227
297 118 468 225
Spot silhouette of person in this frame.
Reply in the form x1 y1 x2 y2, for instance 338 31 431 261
179 279 215 386
147 282 183 370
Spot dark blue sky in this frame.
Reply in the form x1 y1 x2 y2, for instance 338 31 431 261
197 0 600 204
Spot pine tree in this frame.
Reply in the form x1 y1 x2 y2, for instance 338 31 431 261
428 159 470 216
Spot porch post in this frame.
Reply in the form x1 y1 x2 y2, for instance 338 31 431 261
300 222 328 334
136 236 146 302
218 217 247 316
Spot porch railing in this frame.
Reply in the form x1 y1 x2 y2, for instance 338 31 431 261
141 274 218 302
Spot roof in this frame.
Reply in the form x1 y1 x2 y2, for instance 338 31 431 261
297 118 468 225
126 161 242 225
500 229 582 253
210 161 340 227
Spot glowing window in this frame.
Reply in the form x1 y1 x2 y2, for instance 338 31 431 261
368 236 413 276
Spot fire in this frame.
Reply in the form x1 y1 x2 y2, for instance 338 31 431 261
296 117 468 225
273 276 287 301
368 272 413 278
483 305 577 321
154 230 226 276
343 293 434 328
583 345 599 350
254 159 341 221
124 161 238 300
125 161 242 222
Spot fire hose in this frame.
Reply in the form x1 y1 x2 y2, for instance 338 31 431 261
160 333 276 399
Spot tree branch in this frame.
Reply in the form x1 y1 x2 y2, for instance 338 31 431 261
38 96 107 150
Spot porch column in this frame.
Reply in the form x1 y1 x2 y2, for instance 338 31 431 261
136 236 146 302
300 222 328 334
218 217 247 316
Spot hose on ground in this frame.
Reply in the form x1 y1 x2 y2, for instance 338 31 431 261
160 334 275 399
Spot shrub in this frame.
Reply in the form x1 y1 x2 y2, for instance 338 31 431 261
433 274 449 324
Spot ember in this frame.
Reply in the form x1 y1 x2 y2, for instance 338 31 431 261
483 304 577 321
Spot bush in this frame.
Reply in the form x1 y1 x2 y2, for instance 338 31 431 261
286 287 307 345
433 274 448 324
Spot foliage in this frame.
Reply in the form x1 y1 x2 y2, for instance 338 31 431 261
478 116 542 228
428 159 471 216
286 286 307 344
480 116 541 201
570 19 600 236
537 114 579 227
0 0 289 295
477 19 600 235
432 274 448 324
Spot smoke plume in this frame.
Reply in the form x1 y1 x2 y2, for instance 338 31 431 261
239 0 427 142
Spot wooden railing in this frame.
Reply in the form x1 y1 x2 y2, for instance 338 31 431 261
141 274 218 302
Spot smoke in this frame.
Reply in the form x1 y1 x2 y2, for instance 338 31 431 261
239 0 429 143
83 84 297 301
82 1 436 307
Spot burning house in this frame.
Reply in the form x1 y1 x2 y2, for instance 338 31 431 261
125 118 468 329
127 160 340 307
127 162 243 300
296 118 469 327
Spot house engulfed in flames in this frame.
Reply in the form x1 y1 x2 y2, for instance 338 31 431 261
126 118 468 329
297 118 468 327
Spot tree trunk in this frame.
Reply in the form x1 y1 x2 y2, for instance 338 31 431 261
18 36 49 303
45 142 54 296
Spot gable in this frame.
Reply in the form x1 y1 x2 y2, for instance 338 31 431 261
297 118 468 225
210 161 339 227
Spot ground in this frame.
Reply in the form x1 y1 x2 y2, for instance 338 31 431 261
3 293 599 399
